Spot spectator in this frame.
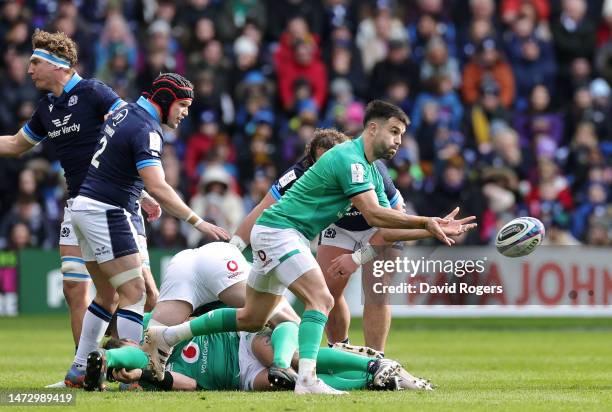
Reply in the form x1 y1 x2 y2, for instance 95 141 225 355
150 216 188 249
189 166 245 245
420 37 461 89
462 37 515 108
369 39 419 100
513 85 564 150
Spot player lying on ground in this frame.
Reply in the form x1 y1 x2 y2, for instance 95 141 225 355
85 322 433 392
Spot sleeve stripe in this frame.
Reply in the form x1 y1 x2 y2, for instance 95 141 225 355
389 190 400 207
23 124 45 143
136 159 162 170
347 188 373 198
270 186 282 200
108 98 126 113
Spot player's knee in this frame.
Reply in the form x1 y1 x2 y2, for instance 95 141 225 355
62 281 88 305
313 290 335 315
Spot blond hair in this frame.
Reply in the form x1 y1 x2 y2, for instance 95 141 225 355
31 29 78 67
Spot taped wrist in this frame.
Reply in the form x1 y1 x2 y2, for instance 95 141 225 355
229 235 247 252
350 244 378 265
140 369 174 391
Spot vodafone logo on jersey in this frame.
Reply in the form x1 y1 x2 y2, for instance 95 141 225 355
181 341 200 364
226 260 239 272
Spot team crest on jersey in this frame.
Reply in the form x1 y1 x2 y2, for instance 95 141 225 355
351 163 365 183
112 108 128 126
181 341 200 364
48 104 54 112
68 95 78 106
323 227 337 239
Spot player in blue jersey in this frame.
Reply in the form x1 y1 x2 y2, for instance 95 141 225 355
0 30 160 359
64 72 229 387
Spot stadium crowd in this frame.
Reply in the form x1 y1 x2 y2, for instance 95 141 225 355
0 0 610 251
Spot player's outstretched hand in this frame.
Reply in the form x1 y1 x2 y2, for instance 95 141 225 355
113 368 142 383
141 196 162 222
328 253 359 278
196 220 230 241
441 207 478 237
425 217 453 246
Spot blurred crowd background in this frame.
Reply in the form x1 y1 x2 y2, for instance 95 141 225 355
0 0 610 251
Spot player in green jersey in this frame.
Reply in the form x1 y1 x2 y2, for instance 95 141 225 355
86 323 432 392
144 101 452 395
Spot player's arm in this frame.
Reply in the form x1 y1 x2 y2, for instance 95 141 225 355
231 192 276 251
139 166 229 241
115 368 196 391
0 129 36 157
351 190 452 245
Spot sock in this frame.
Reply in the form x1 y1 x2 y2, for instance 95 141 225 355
116 309 144 343
327 337 349 348
271 321 299 368
164 308 237 346
319 374 367 390
336 370 368 380
74 302 112 366
316 347 370 375
298 310 328 384
106 346 149 370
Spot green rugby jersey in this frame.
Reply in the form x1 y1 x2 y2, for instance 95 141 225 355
257 136 390 240
166 332 241 390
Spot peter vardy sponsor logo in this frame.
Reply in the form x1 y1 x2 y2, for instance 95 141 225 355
47 114 81 138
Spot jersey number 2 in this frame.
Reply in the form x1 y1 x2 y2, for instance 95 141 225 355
91 136 108 168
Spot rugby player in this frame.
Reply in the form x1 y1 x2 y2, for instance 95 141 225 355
145 100 453 395
0 30 159 356
64 73 229 386
85 323 431 392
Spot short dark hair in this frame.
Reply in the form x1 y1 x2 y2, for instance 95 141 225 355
363 100 410 128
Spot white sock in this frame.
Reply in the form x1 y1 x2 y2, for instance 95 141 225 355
73 303 111 366
298 358 317 385
163 322 193 346
116 309 144 343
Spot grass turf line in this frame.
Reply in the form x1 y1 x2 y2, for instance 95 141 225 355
0 315 611 411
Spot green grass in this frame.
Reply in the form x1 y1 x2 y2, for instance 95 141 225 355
1 315 611 411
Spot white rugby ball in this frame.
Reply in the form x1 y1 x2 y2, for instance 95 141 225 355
495 217 545 257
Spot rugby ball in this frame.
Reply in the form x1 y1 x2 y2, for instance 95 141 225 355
495 217 545 257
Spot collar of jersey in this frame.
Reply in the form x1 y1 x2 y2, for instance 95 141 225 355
136 96 161 123
63 72 82 94
354 135 372 164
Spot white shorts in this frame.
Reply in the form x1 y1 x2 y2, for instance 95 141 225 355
70 196 140 263
248 225 318 296
238 331 266 391
319 224 377 252
158 242 248 309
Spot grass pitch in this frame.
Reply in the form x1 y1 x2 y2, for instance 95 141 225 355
1 315 611 411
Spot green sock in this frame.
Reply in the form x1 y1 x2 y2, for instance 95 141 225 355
271 321 299 368
299 310 327 360
316 347 371 374
106 346 149 369
319 374 367 390
189 308 237 336
336 370 368 380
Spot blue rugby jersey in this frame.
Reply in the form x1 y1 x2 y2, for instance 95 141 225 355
22 73 123 198
78 97 164 214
